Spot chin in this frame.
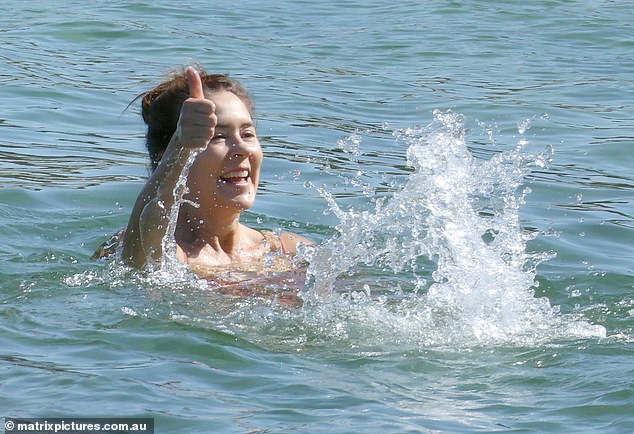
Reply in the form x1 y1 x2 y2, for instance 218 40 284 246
230 195 256 211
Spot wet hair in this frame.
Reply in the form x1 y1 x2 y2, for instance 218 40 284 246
140 66 255 171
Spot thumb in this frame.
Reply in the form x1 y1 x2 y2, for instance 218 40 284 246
186 66 204 99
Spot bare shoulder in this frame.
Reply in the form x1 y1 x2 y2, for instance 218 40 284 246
279 231 314 255
259 229 282 251
257 228 314 256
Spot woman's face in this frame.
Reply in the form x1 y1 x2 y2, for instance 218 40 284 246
185 90 262 214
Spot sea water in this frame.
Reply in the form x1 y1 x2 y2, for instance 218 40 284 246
148 110 605 353
1 0 633 432
301 110 605 348
111 109 610 365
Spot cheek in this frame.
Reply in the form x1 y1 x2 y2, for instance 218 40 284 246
189 152 223 181
252 149 264 170
251 161 263 184
186 166 217 198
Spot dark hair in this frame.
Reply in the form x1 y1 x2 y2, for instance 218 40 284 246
141 66 255 171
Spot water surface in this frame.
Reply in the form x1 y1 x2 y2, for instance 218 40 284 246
1 1 633 432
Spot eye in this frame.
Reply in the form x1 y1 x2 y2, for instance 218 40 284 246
241 128 257 140
211 133 226 143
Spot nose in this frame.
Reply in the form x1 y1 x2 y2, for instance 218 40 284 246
229 134 258 158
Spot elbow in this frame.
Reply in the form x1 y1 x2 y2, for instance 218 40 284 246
121 227 148 269
122 199 167 269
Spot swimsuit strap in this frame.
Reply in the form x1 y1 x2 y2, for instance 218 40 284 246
279 233 289 254
262 230 288 254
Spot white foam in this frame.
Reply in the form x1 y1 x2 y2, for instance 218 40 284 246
299 110 605 347
112 111 606 350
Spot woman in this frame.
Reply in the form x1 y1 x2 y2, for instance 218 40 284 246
99 66 311 282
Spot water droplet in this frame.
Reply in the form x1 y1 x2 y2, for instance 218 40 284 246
337 133 362 158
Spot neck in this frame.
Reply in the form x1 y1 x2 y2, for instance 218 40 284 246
176 205 243 254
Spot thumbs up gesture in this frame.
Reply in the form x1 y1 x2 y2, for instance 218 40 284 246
174 67 217 149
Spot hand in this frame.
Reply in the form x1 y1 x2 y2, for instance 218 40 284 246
174 67 217 149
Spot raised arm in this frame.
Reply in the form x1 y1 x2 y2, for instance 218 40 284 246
122 68 216 268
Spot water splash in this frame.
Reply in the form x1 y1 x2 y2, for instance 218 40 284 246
94 110 606 350
337 132 362 160
299 110 605 346
156 150 201 277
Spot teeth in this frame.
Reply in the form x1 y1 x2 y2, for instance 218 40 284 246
221 170 249 179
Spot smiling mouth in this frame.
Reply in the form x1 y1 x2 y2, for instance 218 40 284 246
220 170 250 185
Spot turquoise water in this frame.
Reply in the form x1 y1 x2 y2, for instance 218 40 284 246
1 0 633 432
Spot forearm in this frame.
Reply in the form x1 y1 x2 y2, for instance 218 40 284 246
122 68 215 268
122 136 197 268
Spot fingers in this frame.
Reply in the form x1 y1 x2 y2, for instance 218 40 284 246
186 66 204 99
176 67 216 149
177 103 216 149
181 123 215 146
